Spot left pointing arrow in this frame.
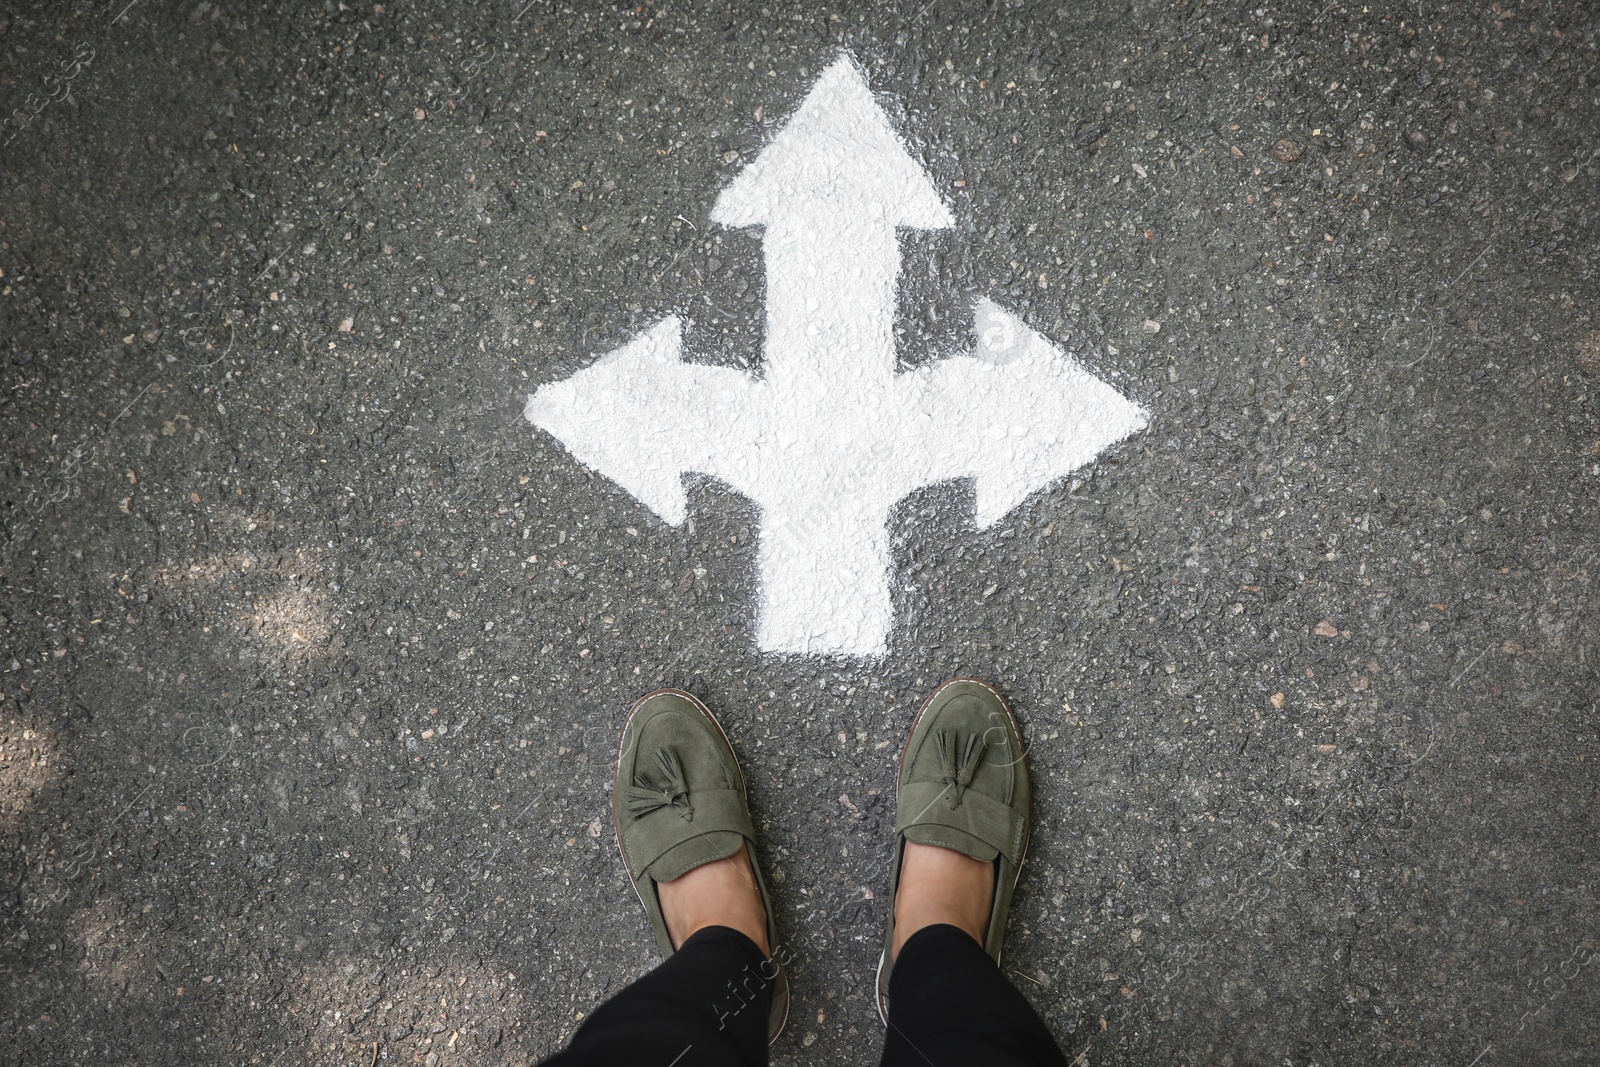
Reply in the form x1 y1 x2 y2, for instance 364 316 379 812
523 317 744 526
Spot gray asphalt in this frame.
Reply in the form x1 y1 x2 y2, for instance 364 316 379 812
2 2 1597 1065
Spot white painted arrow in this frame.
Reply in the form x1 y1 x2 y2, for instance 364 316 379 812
712 58 952 393
525 55 1148 657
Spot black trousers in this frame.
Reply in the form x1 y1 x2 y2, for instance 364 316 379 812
540 923 1068 1066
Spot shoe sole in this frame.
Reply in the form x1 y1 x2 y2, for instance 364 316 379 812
875 677 1033 1025
610 688 791 1045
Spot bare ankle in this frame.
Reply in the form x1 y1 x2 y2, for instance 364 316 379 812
659 848 770 955
892 841 995 960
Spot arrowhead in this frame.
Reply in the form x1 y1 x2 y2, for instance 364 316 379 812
712 55 952 231
912 299 1148 526
524 318 697 525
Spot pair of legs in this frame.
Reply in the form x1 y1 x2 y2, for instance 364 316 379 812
659 837 990 965
539 682 1068 1065
540 847 1065 1066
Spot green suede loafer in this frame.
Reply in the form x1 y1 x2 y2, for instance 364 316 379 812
612 688 789 1044
876 678 1032 1022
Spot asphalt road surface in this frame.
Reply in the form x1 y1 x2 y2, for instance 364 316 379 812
3 2 1597 1065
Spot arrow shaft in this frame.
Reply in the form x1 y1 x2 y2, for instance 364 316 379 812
761 218 900 395
757 495 893 656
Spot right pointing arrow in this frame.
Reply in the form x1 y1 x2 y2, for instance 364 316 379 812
904 298 1150 527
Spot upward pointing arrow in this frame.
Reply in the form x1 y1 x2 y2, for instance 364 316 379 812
712 58 951 392
525 55 1149 657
